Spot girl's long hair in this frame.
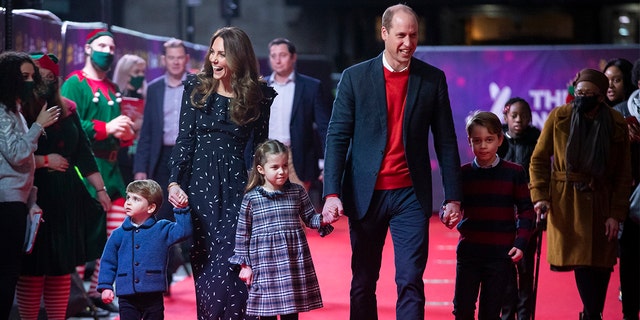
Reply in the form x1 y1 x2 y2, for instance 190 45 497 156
191 27 264 126
246 139 289 192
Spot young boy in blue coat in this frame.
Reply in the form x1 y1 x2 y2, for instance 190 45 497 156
97 179 192 319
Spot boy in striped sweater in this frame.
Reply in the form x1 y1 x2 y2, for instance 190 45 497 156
442 111 535 320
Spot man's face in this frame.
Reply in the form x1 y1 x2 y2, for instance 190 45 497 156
381 10 418 70
269 43 296 77
162 46 189 78
85 35 115 55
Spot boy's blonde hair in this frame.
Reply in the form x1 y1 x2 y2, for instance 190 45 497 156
126 179 163 214
465 110 504 138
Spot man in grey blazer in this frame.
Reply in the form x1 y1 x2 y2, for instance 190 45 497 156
322 4 463 319
266 38 331 191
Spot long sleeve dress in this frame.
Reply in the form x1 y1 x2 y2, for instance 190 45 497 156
168 74 275 319
229 183 328 317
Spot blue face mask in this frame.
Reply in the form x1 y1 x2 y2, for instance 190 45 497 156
91 50 114 71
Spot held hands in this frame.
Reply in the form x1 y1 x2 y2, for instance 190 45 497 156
508 247 523 262
101 289 114 304
322 197 343 224
106 115 135 140
239 265 253 286
168 184 189 208
440 201 461 229
35 103 60 128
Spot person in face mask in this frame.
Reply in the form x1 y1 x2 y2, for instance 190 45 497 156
112 54 147 186
113 54 147 99
0 50 59 320
14 52 112 320
529 68 631 320
60 28 136 315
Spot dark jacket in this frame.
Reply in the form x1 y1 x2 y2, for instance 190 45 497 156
323 53 463 219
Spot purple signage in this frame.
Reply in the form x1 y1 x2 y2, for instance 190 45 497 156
414 45 639 208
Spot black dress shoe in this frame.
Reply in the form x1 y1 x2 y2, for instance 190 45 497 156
74 306 110 318
91 296 119 313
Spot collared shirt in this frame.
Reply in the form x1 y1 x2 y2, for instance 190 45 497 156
382 53 410 73
472 154 501 169
267 72 296 146
162 73 187 146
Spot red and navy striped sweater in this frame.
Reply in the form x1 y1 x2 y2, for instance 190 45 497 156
457 159 535 259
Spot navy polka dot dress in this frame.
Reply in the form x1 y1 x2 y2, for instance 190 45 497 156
169 75 275 319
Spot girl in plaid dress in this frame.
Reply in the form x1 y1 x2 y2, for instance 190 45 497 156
229 139 333 320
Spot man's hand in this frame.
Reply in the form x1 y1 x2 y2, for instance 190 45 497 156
322 197 343 224
106 115 135 140
440 201 461 229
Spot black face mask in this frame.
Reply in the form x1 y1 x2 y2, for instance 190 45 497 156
573 96 600 113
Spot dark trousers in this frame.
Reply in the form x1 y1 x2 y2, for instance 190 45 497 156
0 202 27 319
348 187 428 320
453 256 512 320
118 292 165 320
574 266 612 320
620 219 640 320
501 230 538 320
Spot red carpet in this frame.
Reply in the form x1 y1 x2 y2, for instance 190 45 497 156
162 216 624 319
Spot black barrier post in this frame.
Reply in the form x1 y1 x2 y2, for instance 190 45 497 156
3 0 13 50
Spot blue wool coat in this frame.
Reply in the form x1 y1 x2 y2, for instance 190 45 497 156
97 207 192 296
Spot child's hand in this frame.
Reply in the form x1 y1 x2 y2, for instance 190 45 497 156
101 289 114 304
508 247 523 262
239 265 253 286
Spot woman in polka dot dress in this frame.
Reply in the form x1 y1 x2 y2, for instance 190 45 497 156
167 27 276 320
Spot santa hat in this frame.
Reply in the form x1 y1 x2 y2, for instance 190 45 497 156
86 28 114 45
29 52 59 77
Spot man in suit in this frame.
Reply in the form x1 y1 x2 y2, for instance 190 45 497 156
321 4 463 319
134 38 189 220
266 38 331 191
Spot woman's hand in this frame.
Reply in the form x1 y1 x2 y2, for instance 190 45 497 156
168 184 189 208
35 104 60 128
45 153 69 172
604 217 619 241
534 200 550 224
96 189 112 212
